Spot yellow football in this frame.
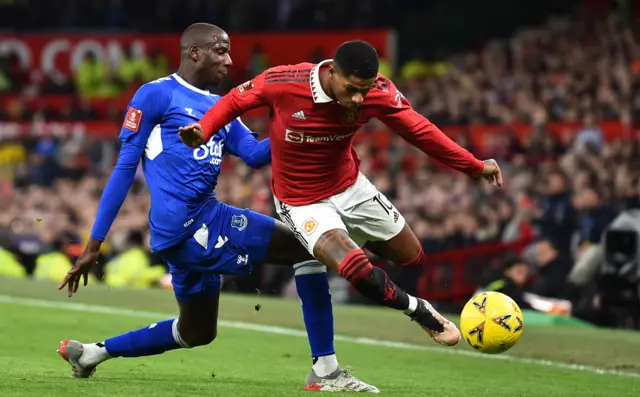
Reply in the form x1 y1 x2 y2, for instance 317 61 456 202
460 291 524 354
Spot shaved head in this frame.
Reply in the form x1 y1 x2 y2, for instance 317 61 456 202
180 23 228 57
177 22 232 87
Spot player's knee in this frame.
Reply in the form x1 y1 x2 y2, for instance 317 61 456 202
195 328 217 346
399 246 425 268
182 328 217 347
293 260 327 276
177 323 217 347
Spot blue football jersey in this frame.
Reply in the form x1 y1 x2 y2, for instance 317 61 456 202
117 73 266 251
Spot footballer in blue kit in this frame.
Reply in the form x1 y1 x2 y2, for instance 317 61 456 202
57 23 378 392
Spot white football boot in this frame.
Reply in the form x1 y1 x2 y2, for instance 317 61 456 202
58 340 102 378
304 368 380 393
408 298 461 346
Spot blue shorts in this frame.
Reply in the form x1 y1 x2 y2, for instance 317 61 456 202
158 202 275 302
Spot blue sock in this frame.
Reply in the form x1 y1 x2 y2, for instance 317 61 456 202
294 261 335 358
104 319 189 358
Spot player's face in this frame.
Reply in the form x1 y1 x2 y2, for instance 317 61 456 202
329 66 375 109
199 31 232 85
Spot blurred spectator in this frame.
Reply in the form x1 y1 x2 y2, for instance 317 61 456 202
103 230 166 289
1 54 30 94
574 114 605 154
75 53 107 97
573 185 618 249
75 53 121 98
246 44 269 79
5 99 29 121
529 240 573 299
0 56 12 93
33 230 82 283
400 51 430 80
148 49 170 81
117 45 153 90
377 48 393 79
532 169 576 255
480 254 534 310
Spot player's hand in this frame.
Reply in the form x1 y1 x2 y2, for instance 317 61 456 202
58 245 99 297
179 123 206 148
479 159 503 187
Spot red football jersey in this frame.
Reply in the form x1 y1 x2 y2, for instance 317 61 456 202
199 60 484 206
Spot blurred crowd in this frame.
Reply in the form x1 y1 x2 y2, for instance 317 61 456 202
402 12 640 126
0 48 170 121
5 10 640 124
2 7 640 327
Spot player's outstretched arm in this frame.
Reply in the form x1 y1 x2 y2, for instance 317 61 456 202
59 83 170 297
225 117 271 169
58 144 144 297
179 72 273 148
376 82 502 187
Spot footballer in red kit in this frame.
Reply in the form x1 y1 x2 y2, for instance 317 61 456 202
180 40 503 348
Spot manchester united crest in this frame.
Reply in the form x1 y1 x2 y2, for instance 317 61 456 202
341 107 361 124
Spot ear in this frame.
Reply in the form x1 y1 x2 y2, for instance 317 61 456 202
190 45 199 62
328 64 336 78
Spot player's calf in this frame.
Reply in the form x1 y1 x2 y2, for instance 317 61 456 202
338 249 412 311
173 291 220 347
58 318 196 378
314 229 460 346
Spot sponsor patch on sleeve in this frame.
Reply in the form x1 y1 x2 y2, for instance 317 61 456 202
237 80 255 95
123 107 143 132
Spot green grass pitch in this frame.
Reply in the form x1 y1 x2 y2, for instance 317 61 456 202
0 278 639 396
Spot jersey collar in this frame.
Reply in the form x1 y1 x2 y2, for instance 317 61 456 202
172 73 211 96
310 59 334 103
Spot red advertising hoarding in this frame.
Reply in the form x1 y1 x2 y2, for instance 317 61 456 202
0 30 396 79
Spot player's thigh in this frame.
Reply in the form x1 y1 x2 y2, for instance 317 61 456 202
341 182 419 264
223 206 279 265
367 223 423 265
353 198 422 264
265 220 315 265
274 196 350 264
168 204 279 275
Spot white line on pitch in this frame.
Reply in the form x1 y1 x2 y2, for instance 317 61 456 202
0 294 638 379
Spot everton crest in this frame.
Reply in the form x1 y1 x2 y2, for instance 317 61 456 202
341 107 361 125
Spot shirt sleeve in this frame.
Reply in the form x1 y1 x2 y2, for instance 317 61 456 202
224 117 271 169
118 83 171 148
375 80 485 177
199 70 275 141
91 84 170 241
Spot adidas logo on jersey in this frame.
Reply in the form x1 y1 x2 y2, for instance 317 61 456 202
292 111 306 120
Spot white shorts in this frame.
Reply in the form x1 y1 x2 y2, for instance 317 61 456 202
274 173 406 254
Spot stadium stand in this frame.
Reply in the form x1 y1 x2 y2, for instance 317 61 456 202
1 0 639 328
